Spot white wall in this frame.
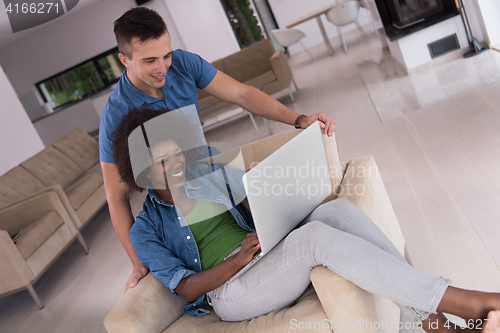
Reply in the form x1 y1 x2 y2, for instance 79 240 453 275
0 0 185 145
0 0 184 97
268 0 372 55
474 0 500 47
163 0 240 62
0 64 44 175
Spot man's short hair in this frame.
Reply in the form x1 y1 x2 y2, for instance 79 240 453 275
113 7 169 59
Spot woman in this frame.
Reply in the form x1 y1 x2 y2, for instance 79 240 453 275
112 107 500 333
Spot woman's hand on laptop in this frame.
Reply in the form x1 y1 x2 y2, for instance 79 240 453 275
299 112 336 137
234 232 261 267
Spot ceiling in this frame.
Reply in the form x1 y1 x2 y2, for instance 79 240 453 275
0 0 102 48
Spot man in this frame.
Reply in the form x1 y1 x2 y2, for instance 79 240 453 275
100 7 336 292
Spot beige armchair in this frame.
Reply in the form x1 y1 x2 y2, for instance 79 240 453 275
104 129 406 333
0 127 107 308
0 190 85 309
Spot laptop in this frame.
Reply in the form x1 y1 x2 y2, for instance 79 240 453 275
228 121 332 283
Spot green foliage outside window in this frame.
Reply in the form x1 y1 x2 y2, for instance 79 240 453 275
42 61 104 108
37 48 124 110
221 0 263 48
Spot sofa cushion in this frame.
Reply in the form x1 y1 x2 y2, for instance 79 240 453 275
65 168 103 210
221 39 274 83
0 166 46 209
21 146 83 190
198 92 223 111
53 127 99 173
243 71 277 90
165 285 330 333
74 184 106 228
15 211 64 260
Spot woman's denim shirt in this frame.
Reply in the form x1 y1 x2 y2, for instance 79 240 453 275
130 161 255 316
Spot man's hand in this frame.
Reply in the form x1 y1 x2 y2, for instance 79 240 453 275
300 112 336 137
125 265 150 293
233 232 260 267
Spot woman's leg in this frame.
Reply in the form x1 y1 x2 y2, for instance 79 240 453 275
302 198 421 318
301 199 500 332
209 220 449 323
302 198 406 263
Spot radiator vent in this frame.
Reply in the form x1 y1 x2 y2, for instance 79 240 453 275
428 34 460 59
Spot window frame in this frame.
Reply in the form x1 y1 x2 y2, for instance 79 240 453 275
35 47 124 111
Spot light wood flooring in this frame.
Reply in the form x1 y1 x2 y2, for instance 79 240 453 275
1 30 500 332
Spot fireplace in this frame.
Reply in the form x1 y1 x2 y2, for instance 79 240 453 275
375 0 459 41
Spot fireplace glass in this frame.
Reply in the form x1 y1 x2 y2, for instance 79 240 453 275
389 0 444 28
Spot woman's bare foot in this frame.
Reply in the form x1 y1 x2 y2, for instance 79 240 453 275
483 311 500 333
438 287 500 323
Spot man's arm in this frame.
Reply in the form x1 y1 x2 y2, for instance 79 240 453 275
202 71 336 136
101 161 149 292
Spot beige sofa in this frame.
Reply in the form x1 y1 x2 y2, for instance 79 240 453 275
198 39 296 123
0 127 107 308
104 128 407 333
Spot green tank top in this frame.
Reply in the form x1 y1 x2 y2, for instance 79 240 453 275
185 200 248 270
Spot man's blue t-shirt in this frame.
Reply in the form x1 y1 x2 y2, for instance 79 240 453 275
99 49 217 163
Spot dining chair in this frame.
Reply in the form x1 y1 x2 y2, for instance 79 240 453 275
271 29 314 61
358 0 375 33
325 1 369 53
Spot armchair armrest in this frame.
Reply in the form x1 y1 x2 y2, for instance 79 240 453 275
0 230 34 294
0 184 83 230
269 49 293 89
38 185 83 230
104 273 187 333
0 191 78 241
311 155 404 333
337 155 405 254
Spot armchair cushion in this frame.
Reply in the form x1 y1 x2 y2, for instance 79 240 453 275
165 284 327 333
15 211 64 260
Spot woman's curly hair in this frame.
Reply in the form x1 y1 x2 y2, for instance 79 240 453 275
111 108 168 190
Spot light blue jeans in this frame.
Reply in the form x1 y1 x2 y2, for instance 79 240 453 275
207 198 450 323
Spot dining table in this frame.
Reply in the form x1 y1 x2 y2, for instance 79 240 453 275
285 1 351 56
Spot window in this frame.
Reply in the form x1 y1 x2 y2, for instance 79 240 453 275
36 47 125 110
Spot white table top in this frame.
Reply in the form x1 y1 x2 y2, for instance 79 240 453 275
285 0 353 28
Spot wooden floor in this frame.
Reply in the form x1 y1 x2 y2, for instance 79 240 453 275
2 30 500 332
